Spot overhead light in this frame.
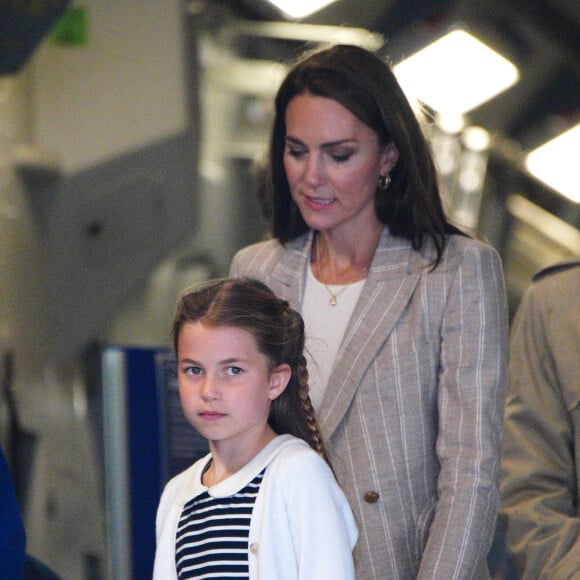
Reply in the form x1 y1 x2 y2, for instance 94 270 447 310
462 126 491 152
394 29 519 116
265 0 338 19
525 124 580 203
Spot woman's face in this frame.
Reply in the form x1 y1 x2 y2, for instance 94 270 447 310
283 93 398 237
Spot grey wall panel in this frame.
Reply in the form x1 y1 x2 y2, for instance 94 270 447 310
32 131 198 363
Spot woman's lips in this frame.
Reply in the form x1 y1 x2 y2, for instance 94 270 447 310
303 194 335 209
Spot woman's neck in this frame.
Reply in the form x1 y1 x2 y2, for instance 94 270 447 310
313 225 383 285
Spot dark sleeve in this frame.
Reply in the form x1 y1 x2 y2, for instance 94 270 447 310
0 446 26 579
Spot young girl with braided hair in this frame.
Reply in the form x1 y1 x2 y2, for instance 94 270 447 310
153 277 357 580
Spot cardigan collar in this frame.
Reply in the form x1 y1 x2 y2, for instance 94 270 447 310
176 434 305 505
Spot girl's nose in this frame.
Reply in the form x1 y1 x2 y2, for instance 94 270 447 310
200 377 218 401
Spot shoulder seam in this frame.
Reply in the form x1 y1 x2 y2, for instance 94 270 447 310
532 260 580 281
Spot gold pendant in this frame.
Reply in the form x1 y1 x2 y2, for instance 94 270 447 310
329 295 337 306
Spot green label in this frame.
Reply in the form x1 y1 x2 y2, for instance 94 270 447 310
51 7 87 46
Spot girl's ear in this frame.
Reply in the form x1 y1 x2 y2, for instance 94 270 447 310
268 363 291 400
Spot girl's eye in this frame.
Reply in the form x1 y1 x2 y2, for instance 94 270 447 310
183 365 202 375
226 366 243 376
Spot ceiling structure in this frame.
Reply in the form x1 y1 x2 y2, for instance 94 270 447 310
4 0 578 151
2 0 578 224
218 0 580 225
223 0 579 147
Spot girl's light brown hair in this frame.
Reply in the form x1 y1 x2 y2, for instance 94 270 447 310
173 277 331 466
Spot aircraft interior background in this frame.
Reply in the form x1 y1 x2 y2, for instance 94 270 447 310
0 0 578 577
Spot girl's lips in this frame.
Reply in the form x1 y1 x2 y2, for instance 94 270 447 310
198 411 226 421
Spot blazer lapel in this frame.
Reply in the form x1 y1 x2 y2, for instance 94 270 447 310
318 231 428 439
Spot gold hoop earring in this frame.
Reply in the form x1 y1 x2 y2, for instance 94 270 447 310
378 174 391 191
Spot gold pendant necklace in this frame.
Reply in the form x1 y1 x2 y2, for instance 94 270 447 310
326 284 349 306
314 232 375 305
315 236 351 306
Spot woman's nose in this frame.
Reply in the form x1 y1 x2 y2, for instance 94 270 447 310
304 154 325 187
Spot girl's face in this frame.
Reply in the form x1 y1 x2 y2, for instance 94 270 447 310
283 93 398 238
177 322 289 455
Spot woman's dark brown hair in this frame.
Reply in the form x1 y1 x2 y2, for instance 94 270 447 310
269 44 465 266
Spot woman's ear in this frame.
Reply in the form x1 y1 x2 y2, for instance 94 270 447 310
381 141 399 174
268 363 291 400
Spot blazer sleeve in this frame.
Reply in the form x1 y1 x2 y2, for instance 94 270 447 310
419 241 508 578
500 278 580 580
230 249 243 277
230 241 278 280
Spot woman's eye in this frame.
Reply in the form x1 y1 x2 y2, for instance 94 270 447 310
330 151 352 162
183 366 202 375
287 147 306 159
226 366 243 376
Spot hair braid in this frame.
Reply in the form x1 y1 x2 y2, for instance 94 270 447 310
295 354 331 465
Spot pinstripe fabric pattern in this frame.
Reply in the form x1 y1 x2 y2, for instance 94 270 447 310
230 228 508 579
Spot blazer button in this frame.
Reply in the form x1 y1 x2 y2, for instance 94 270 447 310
364 491 380 504
249 542 259 555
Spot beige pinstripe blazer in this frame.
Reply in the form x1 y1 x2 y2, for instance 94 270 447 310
230 228 508 579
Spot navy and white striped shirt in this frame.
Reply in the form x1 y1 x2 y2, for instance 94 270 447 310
175 469 265 579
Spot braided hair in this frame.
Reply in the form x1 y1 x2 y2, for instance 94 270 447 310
172 277 332 468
